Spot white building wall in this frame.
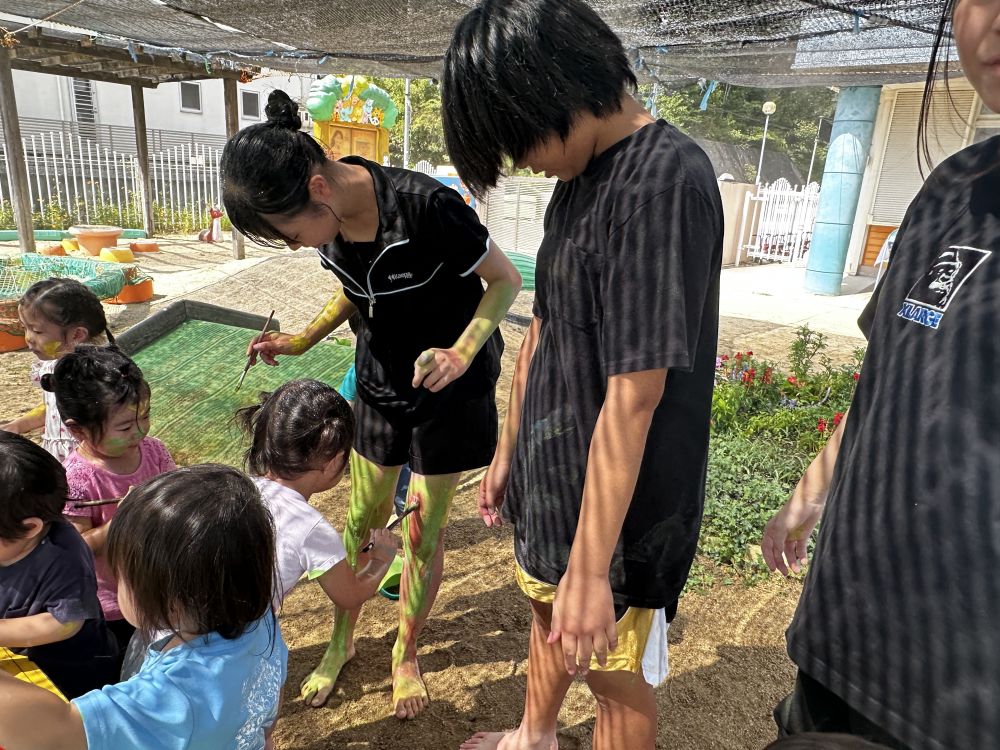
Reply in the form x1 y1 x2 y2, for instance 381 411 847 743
7 70 72 121
10 69 317 134
846 78 986 273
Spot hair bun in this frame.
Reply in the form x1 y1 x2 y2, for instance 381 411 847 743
265 90 302 131
39 373 55 392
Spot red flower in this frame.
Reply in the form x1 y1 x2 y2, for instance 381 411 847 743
742 368 757 384
735 352 743 359
746 351 754 357
833 412 844 427
787 376 798 386
817 418 827 433
721 355 730 362
853 372 860 381
763 368 773 384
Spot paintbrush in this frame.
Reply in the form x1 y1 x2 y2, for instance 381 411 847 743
236 310 276 392
71 498 122 508
361 503 418 552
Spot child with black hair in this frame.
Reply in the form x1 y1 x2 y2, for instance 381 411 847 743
0 432 119 699
45 346 176 664
2 279 116 461
443 1 723 748
0 464 288 750
235 378 398 704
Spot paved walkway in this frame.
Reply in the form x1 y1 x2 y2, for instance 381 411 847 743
2 239 873 366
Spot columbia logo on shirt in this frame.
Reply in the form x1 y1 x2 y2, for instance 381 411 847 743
898 245 992 330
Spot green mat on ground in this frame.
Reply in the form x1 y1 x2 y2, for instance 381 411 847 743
133 319 354 466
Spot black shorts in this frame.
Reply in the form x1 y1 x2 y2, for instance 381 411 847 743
774 672 910 749
354 389 498 476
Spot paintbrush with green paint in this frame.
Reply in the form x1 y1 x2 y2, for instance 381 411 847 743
361 503 419 552
236 310 276 391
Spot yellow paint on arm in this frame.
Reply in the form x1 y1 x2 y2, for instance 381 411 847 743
452 242 521 365
2 403 46 435
0 614 83 649
295 292 358 352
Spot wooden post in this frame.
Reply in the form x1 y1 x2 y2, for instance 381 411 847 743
223 77 244 259
0 50 36 253
130 84 155 237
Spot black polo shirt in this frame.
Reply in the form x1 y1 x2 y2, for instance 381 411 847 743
787 136 1000 749
505 121 723 615
317 157 502 420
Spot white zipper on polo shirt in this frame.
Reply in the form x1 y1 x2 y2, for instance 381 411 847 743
364 239 409 318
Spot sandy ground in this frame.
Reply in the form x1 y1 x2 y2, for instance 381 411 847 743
0 238 822 749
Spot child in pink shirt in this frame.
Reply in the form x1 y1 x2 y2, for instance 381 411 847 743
42 346 176 668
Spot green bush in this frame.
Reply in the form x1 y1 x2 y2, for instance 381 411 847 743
0 198 227 236
691 326 864 589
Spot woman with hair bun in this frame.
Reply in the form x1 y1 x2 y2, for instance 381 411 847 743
220 89 521 719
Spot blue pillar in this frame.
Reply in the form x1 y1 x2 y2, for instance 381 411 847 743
805 86 882 295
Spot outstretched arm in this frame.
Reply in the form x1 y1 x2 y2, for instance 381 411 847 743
0 673 87 750
2 403 47 435
250 293 358 366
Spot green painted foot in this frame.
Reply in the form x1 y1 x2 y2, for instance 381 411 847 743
300 643 355 708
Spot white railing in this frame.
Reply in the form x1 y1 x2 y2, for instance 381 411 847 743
737 179 821 265
0 128 223 229
481 176 557 257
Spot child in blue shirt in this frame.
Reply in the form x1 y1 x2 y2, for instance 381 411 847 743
0 464 287 750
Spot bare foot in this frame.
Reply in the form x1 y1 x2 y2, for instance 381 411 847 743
392 658 429 719
300 642 355 708
459 731 558 750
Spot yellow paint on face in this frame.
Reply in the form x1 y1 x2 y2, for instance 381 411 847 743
41 340 63 359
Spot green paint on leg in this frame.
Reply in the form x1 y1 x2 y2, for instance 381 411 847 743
390 472 460 719
309 452 399 708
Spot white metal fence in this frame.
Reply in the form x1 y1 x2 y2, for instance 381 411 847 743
737 179 821 265
0 117 225 230
480 176 557 257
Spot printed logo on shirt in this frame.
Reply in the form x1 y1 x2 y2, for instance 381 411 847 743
897 245 992 330
388 272 414 282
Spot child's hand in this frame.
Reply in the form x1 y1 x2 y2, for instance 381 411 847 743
365 528 399 568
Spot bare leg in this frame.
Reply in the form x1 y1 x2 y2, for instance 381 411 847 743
460 600 567 750
585 669 656 750
300 451 401 707
392 471 461 719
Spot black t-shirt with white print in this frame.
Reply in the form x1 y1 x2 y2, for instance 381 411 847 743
505 121 723 616
787 136 1000 749
317 157 502 420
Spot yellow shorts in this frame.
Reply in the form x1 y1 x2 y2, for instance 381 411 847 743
515 565 669 685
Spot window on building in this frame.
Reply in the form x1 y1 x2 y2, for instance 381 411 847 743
241 90 261 120
180 82 202 112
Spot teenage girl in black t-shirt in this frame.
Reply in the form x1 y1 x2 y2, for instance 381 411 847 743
220 92 521 720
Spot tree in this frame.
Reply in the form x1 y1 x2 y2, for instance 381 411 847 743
642 82 837 182
370 77 448 168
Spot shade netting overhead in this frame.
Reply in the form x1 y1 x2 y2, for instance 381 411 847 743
2 1 952 87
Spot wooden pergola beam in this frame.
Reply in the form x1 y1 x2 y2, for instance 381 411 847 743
16 34 249 81
8 56 162 88
0 50 36 253
131 85 155 237
223 78 245 260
